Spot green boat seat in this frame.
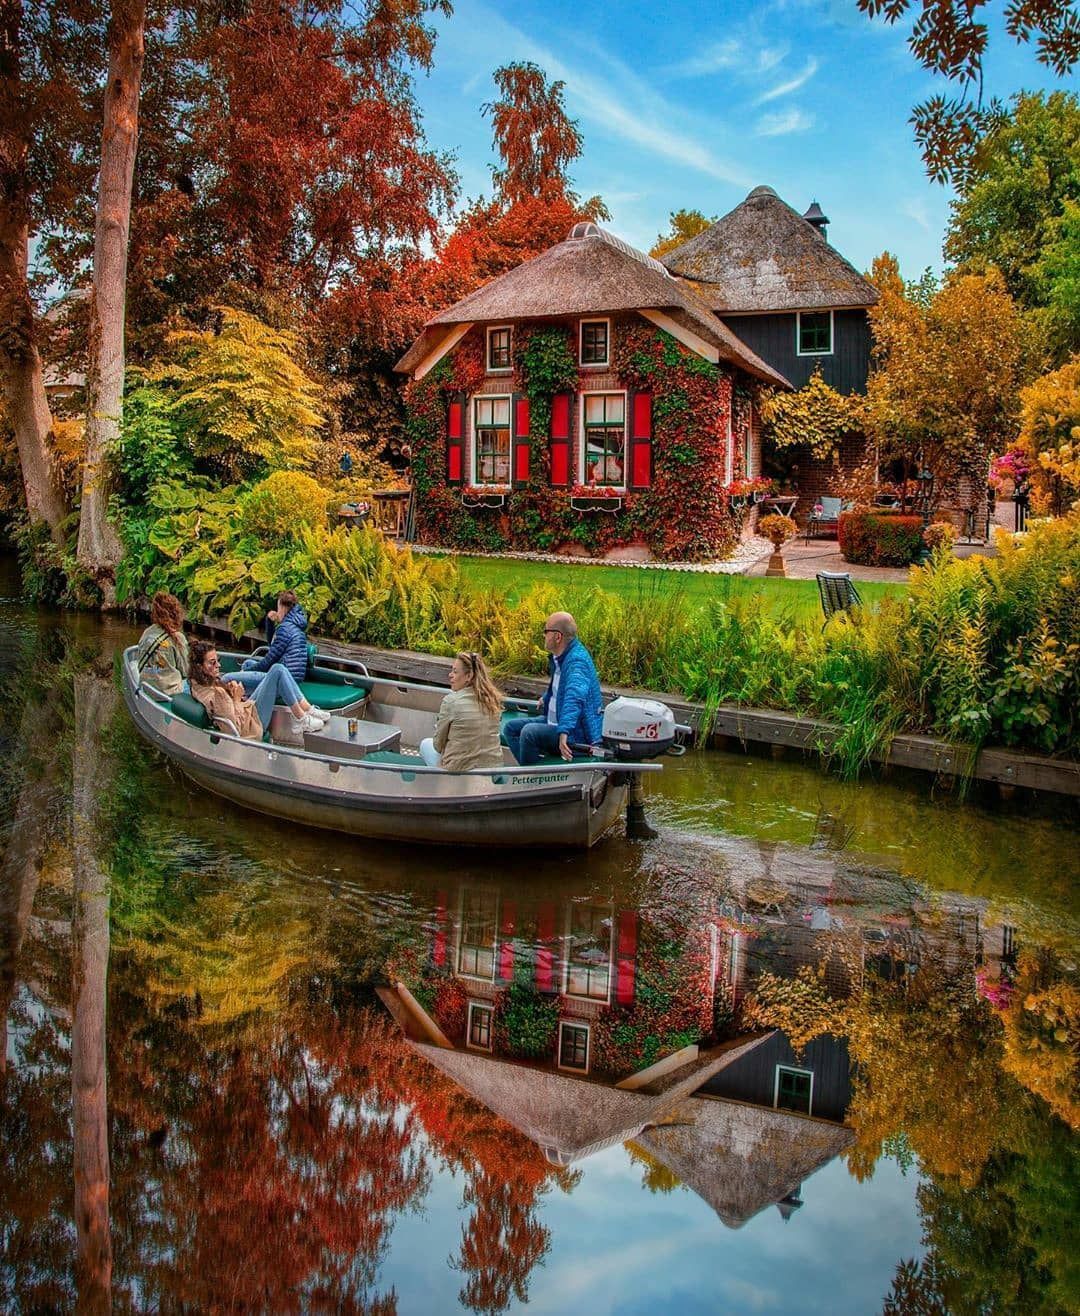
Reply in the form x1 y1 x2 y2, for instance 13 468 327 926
364 750 426 767
298 679 371 711
169 691 213 730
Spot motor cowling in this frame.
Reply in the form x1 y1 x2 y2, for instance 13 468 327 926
601 696 678 760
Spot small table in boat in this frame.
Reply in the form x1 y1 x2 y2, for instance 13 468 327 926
303 719 402 761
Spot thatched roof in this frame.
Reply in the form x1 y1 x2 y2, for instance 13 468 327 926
637 1095 854 1228
661 186 879 314
396 224 790 386
409 1032 770 1166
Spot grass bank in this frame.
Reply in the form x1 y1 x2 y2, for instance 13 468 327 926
448 554 905 621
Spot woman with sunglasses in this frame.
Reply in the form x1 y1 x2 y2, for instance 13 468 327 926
419 651 505 772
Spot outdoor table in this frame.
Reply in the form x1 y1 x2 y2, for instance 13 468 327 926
302 719 402 761
371 489 412 538
761 494 798 518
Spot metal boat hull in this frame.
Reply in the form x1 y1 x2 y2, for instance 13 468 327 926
122 649 634 847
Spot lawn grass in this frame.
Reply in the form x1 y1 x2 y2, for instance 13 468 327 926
451 555 906 624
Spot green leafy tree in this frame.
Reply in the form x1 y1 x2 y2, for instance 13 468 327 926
650 209 715 260
944 91 1080 357
759 367 865 460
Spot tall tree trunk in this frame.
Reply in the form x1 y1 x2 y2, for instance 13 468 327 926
0 1 69 537
0 699 65 1077
77 0 147 605
71 670 117 1312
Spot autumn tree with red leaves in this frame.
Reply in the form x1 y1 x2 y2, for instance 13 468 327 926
425 61 607 311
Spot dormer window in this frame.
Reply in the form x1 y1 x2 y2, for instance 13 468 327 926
580 319 609 367
797 311 833 356
487 326 512 372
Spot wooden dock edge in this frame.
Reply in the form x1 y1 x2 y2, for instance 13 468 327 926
191 617 1080 800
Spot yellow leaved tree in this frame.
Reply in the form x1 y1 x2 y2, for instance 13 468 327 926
1018 356 1080 513
760 367 865 460
156 306 325 480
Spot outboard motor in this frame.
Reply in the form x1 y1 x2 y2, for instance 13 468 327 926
601 696 680 760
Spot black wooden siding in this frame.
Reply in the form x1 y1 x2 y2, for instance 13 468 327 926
702 1032 852 1123
722 309 871 395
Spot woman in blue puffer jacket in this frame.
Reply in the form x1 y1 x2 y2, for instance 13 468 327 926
234 590 329 732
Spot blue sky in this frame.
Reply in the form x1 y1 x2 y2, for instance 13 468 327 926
413 0 1067 278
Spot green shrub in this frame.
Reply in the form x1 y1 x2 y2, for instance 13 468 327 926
840 511 925 566
239 471 330 543
495 980 559 1059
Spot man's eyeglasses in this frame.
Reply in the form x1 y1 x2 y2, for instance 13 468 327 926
543 627 562 635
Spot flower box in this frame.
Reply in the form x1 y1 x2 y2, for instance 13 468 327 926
571 490 623 512
461 487 508 509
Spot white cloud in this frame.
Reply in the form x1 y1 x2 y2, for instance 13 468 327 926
756 108 815 136
755 56 820 104
902 198 932 232
664 38 788 80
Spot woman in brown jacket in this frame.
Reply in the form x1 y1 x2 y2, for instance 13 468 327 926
188 642 263 740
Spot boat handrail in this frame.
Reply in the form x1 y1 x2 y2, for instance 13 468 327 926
130 681 661 778
245 644 372 680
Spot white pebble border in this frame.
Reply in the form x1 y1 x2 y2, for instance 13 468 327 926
409 535 775 575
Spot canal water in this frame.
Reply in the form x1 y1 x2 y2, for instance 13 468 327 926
1 578 1077 1314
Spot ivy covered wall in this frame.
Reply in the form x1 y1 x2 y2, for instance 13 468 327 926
403 320 755 561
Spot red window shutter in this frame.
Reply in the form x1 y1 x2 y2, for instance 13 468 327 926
433 889 448 968
615 910 638 1004
629 391 652 491
549 392 571 488
499 900 517 982
446 394 465 486
536 900 556 992
512 393 530 487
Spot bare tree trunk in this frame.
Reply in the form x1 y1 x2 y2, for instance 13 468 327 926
77 0 147 606
71 671 117 1312
0 700 64 1077
0 1 69 537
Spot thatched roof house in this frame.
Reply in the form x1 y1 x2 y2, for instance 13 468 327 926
635 1094 854 1229
408 1034 770 1166
661 185 879 314
396 223 788 387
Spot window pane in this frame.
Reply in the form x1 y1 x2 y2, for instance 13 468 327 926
582 322 608 364
566 905 613 1000
492 397 510 425
476 427 510 484
458 889 498 976
584 427 624 486
776 1067 812 1114
559 1024 589 1070
469 1005 492 1049
603 394 624 423
475 398 492 427
799 313 831 354
489 328 511 368
585 394 606 424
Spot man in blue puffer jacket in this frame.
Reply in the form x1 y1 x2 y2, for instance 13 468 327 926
504 612 604 766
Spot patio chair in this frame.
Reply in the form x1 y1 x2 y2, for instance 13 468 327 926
803 495 842 542
817 571 862 622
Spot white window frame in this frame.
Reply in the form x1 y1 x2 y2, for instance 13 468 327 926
724 403 734 485
579 390 628 490
472 394 512 488
796 309 833 357
455 886 499 982
774 1064 814 1116
486 325 513 373
744 405 756 479
557 1020 591 1074
466 1000 494 1052
562 903 615 1004
579 317 611 369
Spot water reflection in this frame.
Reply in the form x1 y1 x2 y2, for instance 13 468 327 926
1 612 1077 1314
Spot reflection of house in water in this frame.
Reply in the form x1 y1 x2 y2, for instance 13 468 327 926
384 862 1017 1229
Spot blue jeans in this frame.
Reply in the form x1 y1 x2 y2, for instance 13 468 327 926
503 715 563 766
233 664 303 730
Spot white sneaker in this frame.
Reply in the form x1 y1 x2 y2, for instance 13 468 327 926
308 706 332 725
292 712 323 734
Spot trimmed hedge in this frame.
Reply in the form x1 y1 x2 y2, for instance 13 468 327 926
839 511 924 567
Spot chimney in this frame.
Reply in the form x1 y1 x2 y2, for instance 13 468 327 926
802 201 829 239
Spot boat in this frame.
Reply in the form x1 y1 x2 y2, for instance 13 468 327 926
121 645 682 848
